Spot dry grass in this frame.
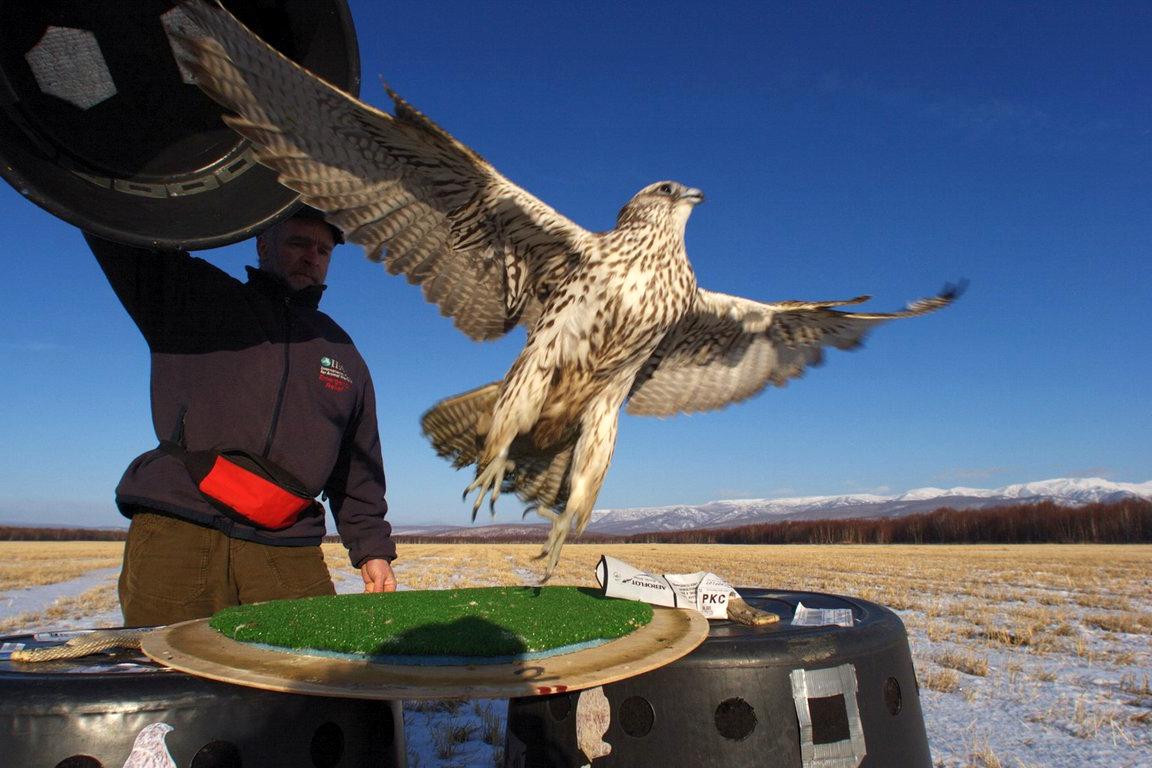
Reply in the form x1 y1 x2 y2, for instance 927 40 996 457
320 541 1152 601
1120 673 1151 697
935 649 990 677
3 540 1150 763
432 719 476 760
346 542 1151 761
967 741 1004 768
1073 592 1133 610
473 701 504 746
921 666 961 693
0 542 121 591
5 540 1146 631
1083 611 1152 635
1029 696 1135 741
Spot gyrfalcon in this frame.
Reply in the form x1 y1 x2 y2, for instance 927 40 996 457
173 1 962 579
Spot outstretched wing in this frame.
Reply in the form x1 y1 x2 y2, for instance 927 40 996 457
626 284 962 416
173 1 591 340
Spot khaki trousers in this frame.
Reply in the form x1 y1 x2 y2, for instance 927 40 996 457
118 511 336 627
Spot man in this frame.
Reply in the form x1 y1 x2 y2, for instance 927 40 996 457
88 205 396 627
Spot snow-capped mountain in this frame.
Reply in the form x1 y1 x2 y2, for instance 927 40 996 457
392 478 1151 538
581 477 1152 535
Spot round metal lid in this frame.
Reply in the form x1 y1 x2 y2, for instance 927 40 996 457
140 606 710 701
0 0 360 250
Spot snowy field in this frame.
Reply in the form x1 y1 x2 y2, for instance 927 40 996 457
1 542 1149 767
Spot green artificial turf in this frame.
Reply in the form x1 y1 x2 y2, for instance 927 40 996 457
209 586 653 658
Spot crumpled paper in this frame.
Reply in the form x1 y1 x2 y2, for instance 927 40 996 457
595 554 739 619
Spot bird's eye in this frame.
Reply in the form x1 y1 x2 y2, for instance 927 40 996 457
658 183 673 195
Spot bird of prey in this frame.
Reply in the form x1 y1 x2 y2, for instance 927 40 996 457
173 1 962 579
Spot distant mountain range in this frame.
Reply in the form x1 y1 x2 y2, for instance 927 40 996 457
394 478 1152 538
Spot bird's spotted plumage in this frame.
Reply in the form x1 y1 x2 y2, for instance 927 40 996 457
174 2 961 578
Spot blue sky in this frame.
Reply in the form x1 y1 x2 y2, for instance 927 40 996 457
2 1 1149 528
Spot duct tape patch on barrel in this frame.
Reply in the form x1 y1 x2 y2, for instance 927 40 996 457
791 663 867 768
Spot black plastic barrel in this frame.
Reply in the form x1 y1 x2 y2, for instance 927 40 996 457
504 589 931 767
0 629 405 768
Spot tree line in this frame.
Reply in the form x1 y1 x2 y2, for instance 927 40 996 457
0 498 1148 544
0 526 127 542
623 498 1152 545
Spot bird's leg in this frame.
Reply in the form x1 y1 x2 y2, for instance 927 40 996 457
525 505 559 523
464 352 551 518
465 451 511 520
564 390 623 538
534 512 573 583
534 387 624 580
535 478 603 581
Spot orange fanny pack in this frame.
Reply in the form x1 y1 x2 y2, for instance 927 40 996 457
160 441 316 530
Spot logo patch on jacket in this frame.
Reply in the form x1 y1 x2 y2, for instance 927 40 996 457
319 356 353 392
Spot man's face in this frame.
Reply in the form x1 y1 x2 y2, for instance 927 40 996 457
257 218 335 290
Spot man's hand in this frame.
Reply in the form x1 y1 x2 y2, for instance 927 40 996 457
361 558 397 593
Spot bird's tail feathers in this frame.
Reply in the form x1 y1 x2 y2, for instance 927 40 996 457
421 385 577 514
421 382 500 468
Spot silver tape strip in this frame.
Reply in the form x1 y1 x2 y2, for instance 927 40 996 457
73 148 259 198
790 663 867 768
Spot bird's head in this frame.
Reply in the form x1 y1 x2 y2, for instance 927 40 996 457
616 181 704 234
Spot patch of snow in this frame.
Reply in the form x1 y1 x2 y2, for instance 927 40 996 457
1 567 121 633
3 559 1150 768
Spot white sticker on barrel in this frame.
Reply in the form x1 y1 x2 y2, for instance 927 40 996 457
790 663 867 768
122 722 176 768
576 685 612 761
793 602 854 628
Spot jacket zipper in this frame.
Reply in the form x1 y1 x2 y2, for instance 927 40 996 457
262 297 293 457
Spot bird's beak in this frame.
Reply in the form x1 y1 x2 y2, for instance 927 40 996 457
681 188 705 205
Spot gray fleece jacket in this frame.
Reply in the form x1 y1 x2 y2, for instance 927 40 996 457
88 234 395 566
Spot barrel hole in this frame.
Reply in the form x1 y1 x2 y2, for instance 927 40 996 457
884 676 903 715
808 694 850 744
55 758 102 768
547 694 572 721
190 741 241 767
714 697 757 741
620 696 654 737
310 721 345 767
